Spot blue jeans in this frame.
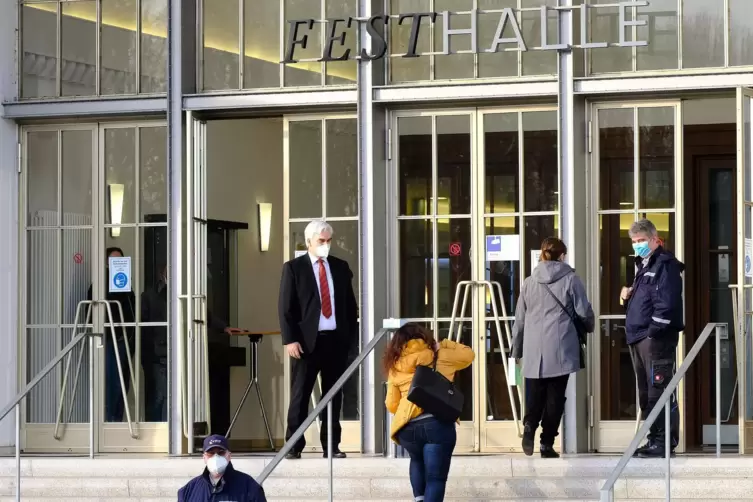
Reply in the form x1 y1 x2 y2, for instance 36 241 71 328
396 417 456 502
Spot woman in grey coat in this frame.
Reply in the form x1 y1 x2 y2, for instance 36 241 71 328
511 237 594 458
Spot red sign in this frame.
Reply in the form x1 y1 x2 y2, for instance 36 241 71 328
73 253 83 264
449 242 462 257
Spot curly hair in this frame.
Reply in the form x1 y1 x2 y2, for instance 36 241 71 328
382 322 436 376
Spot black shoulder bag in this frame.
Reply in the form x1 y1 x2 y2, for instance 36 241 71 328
406 350 464 422
542 284 589 369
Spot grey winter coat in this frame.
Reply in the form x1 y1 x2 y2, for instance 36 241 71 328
511 260 595 379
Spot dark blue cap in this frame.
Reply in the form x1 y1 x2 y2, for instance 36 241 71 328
203 434 228 453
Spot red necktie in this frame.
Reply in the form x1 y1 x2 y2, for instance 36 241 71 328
318 259 332 318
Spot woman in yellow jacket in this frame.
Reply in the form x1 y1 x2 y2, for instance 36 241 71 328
383 323 474 502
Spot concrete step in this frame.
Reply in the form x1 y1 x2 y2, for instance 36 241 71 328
0 455 751 499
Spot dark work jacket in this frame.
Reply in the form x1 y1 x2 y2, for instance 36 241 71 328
624 247 685 345
278 254 359 354
177 463 266 502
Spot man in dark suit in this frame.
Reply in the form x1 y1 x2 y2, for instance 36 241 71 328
279 220 358 459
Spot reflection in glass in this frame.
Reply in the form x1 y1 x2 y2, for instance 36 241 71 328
437 115 472 215
62 229 92 325
27 231 59 326
141 0 168 93
325 0 358 86
681 0 724 69
599 108 634 210
485 321 521 421
140 127 168 221
326 119 359 217
524 216 558 277
434 0 474 80
484 113 519 214
398 116 432 216
285 0 323 87
599 213 634 315
289 222 308 258
331 220 361 293
729 0 753 66
485 217 520 316
22 4 57 98
203 0 239 91
27 131 59 224
62 1 97 97
521 0 557 76
639 107 675 209
244 0 281 89
523 111 558 212
477 0 518 79
599 319 637 420
390 0 431 83
62 130 93 221
437 219 472 318
288 121 323 218
588 0 632 73
639 213 675 252
105 128 137 224
636 0 678 71
436 322 474 421
400 220 433 319
102 0 138 95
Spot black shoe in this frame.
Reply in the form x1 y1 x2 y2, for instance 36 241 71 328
633 442 652 457
637 443 675 458
522 425 535 457
284 451 301 460
322 450 347 459
540 444 560 459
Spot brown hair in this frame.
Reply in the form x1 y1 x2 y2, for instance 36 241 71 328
540 237 567 262
382 322 436 376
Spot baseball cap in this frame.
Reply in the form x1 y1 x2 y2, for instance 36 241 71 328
203 434 228 453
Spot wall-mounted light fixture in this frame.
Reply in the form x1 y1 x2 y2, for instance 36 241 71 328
258 203 272 252
108 183 124 238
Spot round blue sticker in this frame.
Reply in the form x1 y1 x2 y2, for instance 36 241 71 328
746 256 752 275
113 272 128 289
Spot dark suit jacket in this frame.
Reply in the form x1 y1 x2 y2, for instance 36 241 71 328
278 254 358 354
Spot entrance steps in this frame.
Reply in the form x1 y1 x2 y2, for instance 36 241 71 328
0 455 752 500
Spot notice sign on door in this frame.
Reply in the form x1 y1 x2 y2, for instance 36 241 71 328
109 256 132 293
486 235 520 262
746 239 753 278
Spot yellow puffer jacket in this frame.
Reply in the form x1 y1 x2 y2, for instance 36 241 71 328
385 339 475 443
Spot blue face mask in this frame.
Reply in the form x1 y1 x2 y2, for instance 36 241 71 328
632 241 651 258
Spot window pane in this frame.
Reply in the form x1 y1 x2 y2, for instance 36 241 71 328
332 220 360 294
22 4 57 98
484 320 519 421
524 215 558 277
27 231 59 325
521 0 557 76
101 0 137 95
478 0 518 78
434 0 474 80
437 115 471 215
681 0 724 69
484 217 520 316
398 116 432 217
729 0 753 67
203 0 239 91
639 107 675 209
588 0 632 74
62 229 92 325
289 222 308 258
437 218 472 318
639 212 675 252
62 1 97 97
599 108 635 210
599 318 637 420
244 0 281 89
288 121 323 218
484 113 519 214
523 111 558 212
284 0 322 87
104 128 137 225
62 130 93 222
389 0 431 83
636 0 678 71
326 119 358 218
325 0 358 86
141 0 168 93
140 127 168 222
28 131 59 225
400 219 433 319
599 213 634 315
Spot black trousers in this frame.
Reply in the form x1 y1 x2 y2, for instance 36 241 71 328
523 374 570 447
630 335 680 448
285 334 347 453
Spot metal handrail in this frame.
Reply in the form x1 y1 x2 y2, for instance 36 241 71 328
257 326 397 494
600 322 727 502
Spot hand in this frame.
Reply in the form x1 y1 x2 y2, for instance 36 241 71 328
620 287 633 301
286 342 304 359
224 327 244 335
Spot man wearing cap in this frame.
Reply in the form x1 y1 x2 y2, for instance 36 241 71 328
178 435 267 502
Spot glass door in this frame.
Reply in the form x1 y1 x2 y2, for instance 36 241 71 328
591 101 682 453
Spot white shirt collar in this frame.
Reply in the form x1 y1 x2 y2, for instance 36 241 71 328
309 252 327 264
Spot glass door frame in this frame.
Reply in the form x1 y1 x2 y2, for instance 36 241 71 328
589 100 685 453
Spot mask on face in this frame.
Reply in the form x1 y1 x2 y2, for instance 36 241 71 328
206 454 228 476
314 243 330 259
632 241 651 258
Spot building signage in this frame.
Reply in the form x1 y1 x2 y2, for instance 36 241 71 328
109 256 132 294
283 1 649 64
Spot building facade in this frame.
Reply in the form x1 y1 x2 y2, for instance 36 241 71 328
1 0 753 456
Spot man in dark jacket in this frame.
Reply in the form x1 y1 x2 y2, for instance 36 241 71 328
178 434 267 502
621 219 684 458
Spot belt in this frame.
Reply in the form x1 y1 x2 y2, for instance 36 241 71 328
318 330 336 335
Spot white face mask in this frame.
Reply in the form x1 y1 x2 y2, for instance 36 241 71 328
314 243 330 259
206 454 228 476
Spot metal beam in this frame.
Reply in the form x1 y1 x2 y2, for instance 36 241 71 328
183 90 358 111
374 80 557 103
1 98 167 120
576 72 753 95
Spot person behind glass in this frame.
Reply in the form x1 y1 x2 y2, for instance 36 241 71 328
279 219 358 460
511 237 594 458
87 246 136 423
384 323 474 502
